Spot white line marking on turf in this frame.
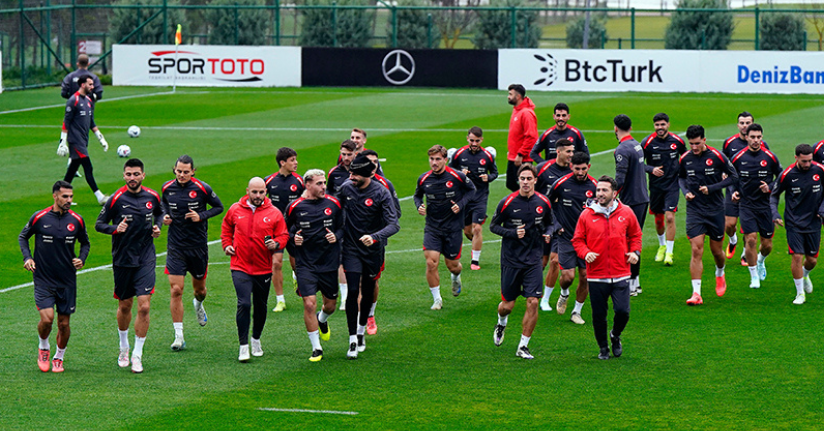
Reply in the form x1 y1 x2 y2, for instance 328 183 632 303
0 91 177 115
258 408 358 415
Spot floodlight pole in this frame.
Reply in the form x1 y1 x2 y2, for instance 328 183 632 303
582 0 592 49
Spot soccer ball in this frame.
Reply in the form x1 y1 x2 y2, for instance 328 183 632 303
447 147 456 163
127 125 141 138
117 145 131 158
485 146 497 159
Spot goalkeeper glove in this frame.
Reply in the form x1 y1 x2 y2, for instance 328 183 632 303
95 130 109 152
57 132 69 157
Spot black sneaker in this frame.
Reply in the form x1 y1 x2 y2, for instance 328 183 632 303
317 312 329 341
493 324 506 346
309 349 323 362
610 331 623 357
516 345 534 359
357 334 366 352
598 347 610 360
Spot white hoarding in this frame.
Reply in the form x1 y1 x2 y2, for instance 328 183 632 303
499 49 824 94
113 45 301 87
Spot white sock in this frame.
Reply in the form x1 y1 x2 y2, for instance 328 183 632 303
471 250 481 261
276 295 285 303
339 284 348 299
173 322 183 338
497 313 508 326
369 302 377 317
451 272 461 282
666 240 674 254
629 279 637 293
118 329 129 350
318 310 330 323
756 253 765 264
692 279 702 295
657 234 666 246
54 347 66 360
803 268 811 278
94 190 105 200
542 286 554 301
741 248 746 259
748 266 758 279
635 277 641 289
308 330 321 350
572 301 584 314
357 325 366 336
794 278 804 295
430 286 442 301
194 298 203 308
349 335 357 344
519 334 530 348
560 288 569 297
729 233 737 245
39 337 49 350
715 266 725 277
133 336 146 358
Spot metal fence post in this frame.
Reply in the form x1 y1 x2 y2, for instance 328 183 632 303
631 8 635 49
19 0 25 88
618 37 622 49
332 2 338 48
71 0 76 68
510 7 516 48
601 31 605 49
391 6 397 48
701 28 706 50
275 0 281 46
46 0 51 74
427 13 432 48
234 3 240 45
163 0 168 44
803 30 807 51
754 7 760 51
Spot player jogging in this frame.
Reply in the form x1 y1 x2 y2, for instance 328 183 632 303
770 144 824 305
530 102 589 164
57 73 109 205
19 181 90 373
448 126 498 270
490 164 553 359
678 125 738 306
415 145 476 309
161 155 223 350
641 113 687 266
95 158 163 373
329 139 357 308
729 124 781 289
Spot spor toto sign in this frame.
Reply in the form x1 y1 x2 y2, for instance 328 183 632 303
113 44 301 87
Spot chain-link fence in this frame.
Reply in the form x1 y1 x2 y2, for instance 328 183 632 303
2 0 824 90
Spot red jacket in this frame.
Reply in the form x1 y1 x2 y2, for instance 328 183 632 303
507 97 538 162
221 196 288 275
572 201 643 280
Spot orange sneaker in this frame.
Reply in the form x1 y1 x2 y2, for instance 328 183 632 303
470 261 481 271
366 316 377 335
725 242 736 259
686 292 703 306
51 358 64 373
716 276 727 297
38 349 50 372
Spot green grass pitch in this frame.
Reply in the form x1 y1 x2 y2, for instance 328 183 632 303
1 86 823 430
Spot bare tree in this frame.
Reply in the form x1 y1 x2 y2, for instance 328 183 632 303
804 2 824 51
432 0 481 49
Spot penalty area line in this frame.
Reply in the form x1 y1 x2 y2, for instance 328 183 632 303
258 407 358 415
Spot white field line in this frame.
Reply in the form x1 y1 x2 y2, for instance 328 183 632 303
257 407 358 415
0 90 179 115
1 146 614 293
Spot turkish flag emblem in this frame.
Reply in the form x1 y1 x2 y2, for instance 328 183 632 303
146 201 153 209
586 190 593 198
446 181 453 188
365 198 373 207
480 159 486 166
671 143 677 150
536 206 543 214
814 174 820 181
290 184 298 192
67 223 75 232
189 190 197 199
324 207 332 216
706 159 713 166
760 160 768 167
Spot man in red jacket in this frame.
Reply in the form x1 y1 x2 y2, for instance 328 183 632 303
221 177 289 362
505 84 538 191
572 175 642 360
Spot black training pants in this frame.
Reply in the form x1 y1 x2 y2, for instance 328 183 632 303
344 271 375 336
232 270 271 345
629 203 648 280
64 157 99 192
588 280 630 349
505 160 520 192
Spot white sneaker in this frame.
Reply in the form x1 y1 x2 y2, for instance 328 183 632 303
570 312 585 325
170 336 186 351
347 342 358 359
238 344 251 362
97 194 109 206
131 355 143 373
803 276 813 294
430 297 443 310
194 298 207 326
118 348 130 368
793 293 806 305
251 339 264 357
556 294 569 314
357 335 366 352
539 300 552 312
749 278 760 289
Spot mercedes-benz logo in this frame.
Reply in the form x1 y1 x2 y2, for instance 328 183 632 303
382 49 415 85
533 53 557 87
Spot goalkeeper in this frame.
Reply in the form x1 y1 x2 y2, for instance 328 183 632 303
57 74 109 205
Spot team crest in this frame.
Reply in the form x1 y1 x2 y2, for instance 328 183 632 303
536 206 543 214
324 207 332 216
706 159 713 166
365 198 373 207
445 181 453 188
480 159 486 166
586 190 593 198
618 216 626 222
290 184 298 192
67 223 75 232
671 143 677 150
189 190 197 199
814 174 821 181
146 201 153 209
760 160 767 167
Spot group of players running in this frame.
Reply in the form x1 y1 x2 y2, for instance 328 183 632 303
19 76 824 371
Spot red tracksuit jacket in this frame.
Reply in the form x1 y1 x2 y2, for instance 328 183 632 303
221 196 288 275
507 97 537 162
572 201 643 280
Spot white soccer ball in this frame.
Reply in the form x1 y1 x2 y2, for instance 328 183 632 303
117 145 131 158
127 125 141 138
447 147 457 163
485 146 497 158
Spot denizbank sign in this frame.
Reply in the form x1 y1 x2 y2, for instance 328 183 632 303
499 49 824 94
